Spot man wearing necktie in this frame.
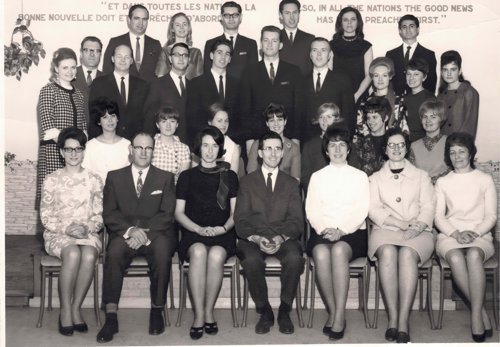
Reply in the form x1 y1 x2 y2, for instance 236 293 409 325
385 14 437 95
235 131 304 335
73 36 104 127
102 5 161 82
98 132 177 343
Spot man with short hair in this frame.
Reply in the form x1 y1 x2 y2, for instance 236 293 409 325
144 42 191 142
73 36 104 125
304 37 355 141
203 1 258 79
97 132 177 343
187 39 240 147
89 45 149 140
240 25 304 152
278 0 315 76
385 14 437 95
235 131 304 335
102 4 161 82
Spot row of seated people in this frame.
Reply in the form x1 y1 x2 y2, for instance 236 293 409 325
40 120 496 343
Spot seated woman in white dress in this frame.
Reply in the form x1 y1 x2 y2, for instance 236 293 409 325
435 132 496 342
82 97 130 182
40 127 103 336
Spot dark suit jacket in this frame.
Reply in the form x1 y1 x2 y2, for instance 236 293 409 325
186 72 240 146
102 33 162 82
240 60 304 141
203 34 258 80
386 43 437 95
304 69 355 140
280 28 315 76
103 165 176 239
143 73 190 142
234 169 304 240
73 66 104 125
89 73 149 140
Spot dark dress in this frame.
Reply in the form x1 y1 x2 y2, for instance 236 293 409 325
307 228 368 259
348 134 385 177
330 38 372 93
176 166 239 261
404 89 436 142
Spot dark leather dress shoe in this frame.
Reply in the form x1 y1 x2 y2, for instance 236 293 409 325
385 328 398 341
73 322 88 333
149 308 165 335
472 332 486 343
322 325 332 335
396 331 410 343
190 326 204 340
59 316 74 336
277 310 294 334
484 328 493 339
204 322 218 335
255 310 274 334
96 313 118 343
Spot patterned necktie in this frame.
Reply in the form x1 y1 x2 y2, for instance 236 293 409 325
266 172 273 194
289 31 294 44
404 46 411 68
136 170 143 198
269 63 275 84
135 37 141 70
86 70 93 86
316 72 321 93
229 36 234 48
120 77 126 104
179 75 186 97
219 75 224 101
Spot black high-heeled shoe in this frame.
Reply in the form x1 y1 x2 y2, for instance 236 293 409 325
59 316 74 336
190 326 204 340
322 324 332 335
385 328 398 341
329 321 346 340
204 322 218 335
484 328 493 339
472 332 485 343
73 322 88 333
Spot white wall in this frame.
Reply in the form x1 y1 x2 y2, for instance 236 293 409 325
3 0 500 160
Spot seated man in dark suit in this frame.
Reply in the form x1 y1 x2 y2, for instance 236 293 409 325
89 44 149 140
143 42 190 142
240 25 304 152
187 38 240 147
97 132 177 343
235 131 305 335
102 4 161 82
203 1 258 79
304 37 355 141
385 14 437 95
73 36 104 125
278 0 315 76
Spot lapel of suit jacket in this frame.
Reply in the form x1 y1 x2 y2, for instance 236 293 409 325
124 165 140 202
138 165 156 200
274 60 286 84
396 44 405 60
127 76 138 108
165 74 182 99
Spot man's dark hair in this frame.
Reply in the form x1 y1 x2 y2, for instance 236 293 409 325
80 36 103 50
128 4 149 18
398 14 419 29
279 0 301 13
210 38 233 56
258 131 283 150
221 1 242 14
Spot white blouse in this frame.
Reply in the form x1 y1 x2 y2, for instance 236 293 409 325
82 137 131 182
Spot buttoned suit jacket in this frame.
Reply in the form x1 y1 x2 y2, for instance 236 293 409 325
73 66 104 125
102 33 162 82
280 28 315 76
89 73 149 140
386 43 437 95
203 34 258 79
240 60 304 141
143 73 190 143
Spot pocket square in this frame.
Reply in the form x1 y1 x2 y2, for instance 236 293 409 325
151 190 163 195
280 81 290 85
239 51 247 55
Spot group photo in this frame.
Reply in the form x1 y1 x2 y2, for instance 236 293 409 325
3 0 500 346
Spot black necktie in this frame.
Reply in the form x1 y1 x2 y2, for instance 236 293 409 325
270 63 275 84
136 170 143 198
179 75 186 97
135 37 141 71
229 36 234 48
120 77 126 104
404 46 411 68
86 70 93 86
266 172 273 194
219 75 224 101
316 72 321 93
289 31 294 44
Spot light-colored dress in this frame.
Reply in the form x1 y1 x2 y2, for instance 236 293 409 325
40 169 103 258
82 137 131 182
435 169 497 261
368 160 436 263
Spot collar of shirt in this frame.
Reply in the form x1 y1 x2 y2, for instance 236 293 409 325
131 164 150 186
169 70 185 95
129 33 145 58
113 72 129 100
263 59 279 76
381 159 418 180
403 42 418 59
286 28 298 40
83 67 97 80
211 69 226 92
261 165 279 190
224 32 238 43
313 67 328 86
154 133 181 151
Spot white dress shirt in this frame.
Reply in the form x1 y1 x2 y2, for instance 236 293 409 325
169 70 186 96
129 32 145 63
312 67 329 89
403 42 418 60
263 59 279 79
113 72 129 103
261 166 279 192
211 69 226 97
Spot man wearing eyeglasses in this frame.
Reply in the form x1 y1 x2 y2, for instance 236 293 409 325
203 1 258 79
97 132 177 343
235 131 304 335
144 42 191 142
73 36 104 126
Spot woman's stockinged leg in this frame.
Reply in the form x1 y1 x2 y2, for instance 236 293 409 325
204 246 226 323
330 241 352 332
188 243 208 327
59 245 81 326
397 247 419 333
312 244 335 327
466 247 486 334
71 245 98 324
377 245 399 329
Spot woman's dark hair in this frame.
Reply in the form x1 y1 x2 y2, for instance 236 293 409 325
363 96 392 123
57 127 87 149
208 102 228 122
332 7 364 41
90 96 120 127
50 47 77 82
438 50 468 93
155 106 179 124
444 132 476 169
382 127 410 160
263 102 287 121
321 126 351 161
407 57 429 76
193 126 225 159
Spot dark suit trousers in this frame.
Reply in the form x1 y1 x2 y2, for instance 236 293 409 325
237 239 304 311
103 231 177 307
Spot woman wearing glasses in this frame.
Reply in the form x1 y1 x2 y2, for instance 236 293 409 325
40 127 103 336
368 128 435 343
155 12 203 79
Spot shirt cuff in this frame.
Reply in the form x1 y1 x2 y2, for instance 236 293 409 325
123 226 134 239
